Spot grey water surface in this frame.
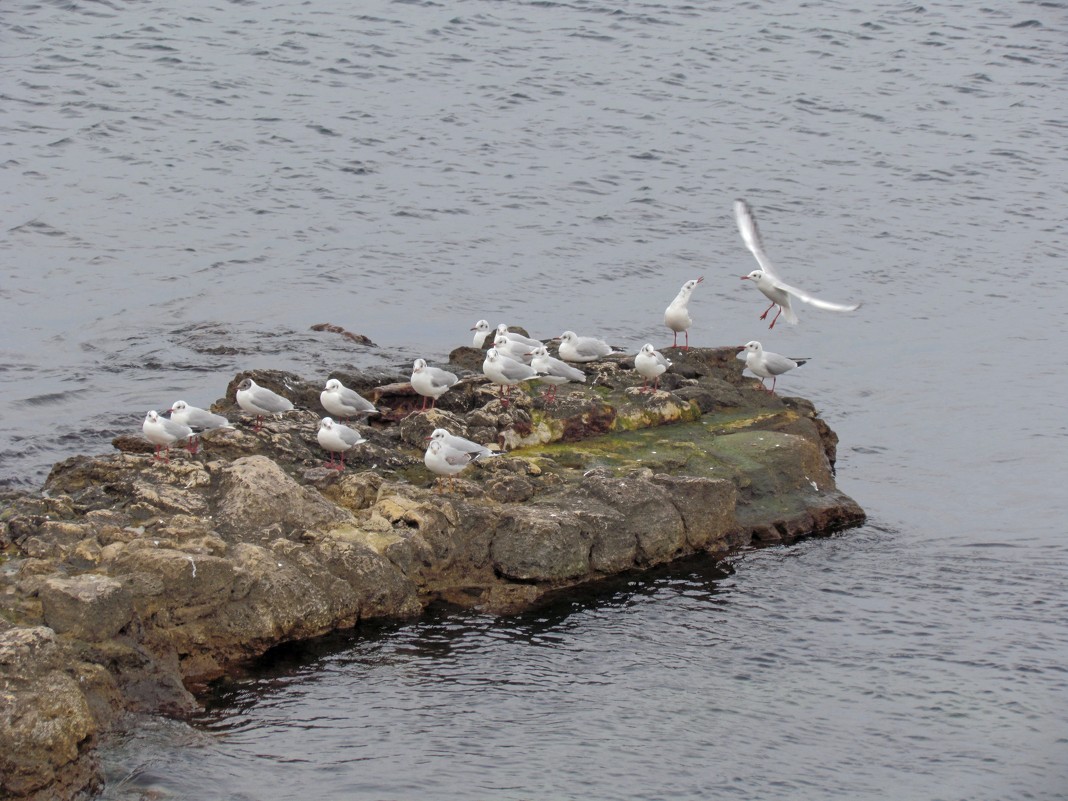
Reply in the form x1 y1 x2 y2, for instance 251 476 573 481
3 0 1067 799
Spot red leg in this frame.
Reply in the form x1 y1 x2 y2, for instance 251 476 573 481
671 331 678 349
759 301 775 321
768 306 782 329
684 330 690 352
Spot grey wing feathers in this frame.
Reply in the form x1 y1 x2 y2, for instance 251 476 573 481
339 387 376 413
655 351 672 369
188 408 229 429
428 367 459 389
162 418 192 438
763 351 800 375
251 387 294 413
547 356 586 382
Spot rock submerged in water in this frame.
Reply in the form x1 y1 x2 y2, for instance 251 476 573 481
0 345 864 800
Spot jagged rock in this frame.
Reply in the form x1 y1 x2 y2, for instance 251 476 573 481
213 455 353 539
39 574 133 641
491 508 592 582
0 627 102 800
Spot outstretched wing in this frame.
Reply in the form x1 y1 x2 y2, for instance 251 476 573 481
776 278 861 313
734 199 780 280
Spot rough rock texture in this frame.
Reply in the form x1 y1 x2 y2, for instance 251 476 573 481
0 345 864 801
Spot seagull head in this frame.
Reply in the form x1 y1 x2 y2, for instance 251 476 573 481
145 410 159 423
526 346 548 358
237 378 254 392
742 341 763 354
741 269 764 282
557 331 577 343
412 358 427 373
426 428 448 442
682 277 703 292
640 344 656 356
324 378 342 391
169 400 188 414
471 320 490 333
320 417 335 430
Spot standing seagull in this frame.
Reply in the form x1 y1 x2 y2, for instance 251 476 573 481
739 340 808 393
527 345 586 402
664 277 703 350
321 378 378 421
495 323 541 350
634 344 672 393
493 333 534 364
554 331 619 363
482 347 540 404
410 358 459 411
735 199 861 329
470 320 493 348
316 417 366 471
426 428 501 459
424 439 478 492
142 410 192 462
236 379 294 431
168 400 231 453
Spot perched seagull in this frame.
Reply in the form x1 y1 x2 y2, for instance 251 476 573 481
634 343 672 393
527 345 586 402
739 340 808 393
321 378 378 421
664 276 703 350
470 319 493 348
493 333 534 364
482 347 540 404
554 331 619 363
424 439 478 492
168 400 232 453
316 416 366 471
236 378 294 431
142 410 192 462
735 199 861 329
495 323 541 349
426 428 501 459
411 359 459 411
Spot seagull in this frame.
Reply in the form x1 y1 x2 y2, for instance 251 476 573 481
321 378 378 421
168 400 232 453
426 428 501 459
527 345 586 402
735 199 861 328
424 438 478 492
634 343 672 392
482 347 540 404
739 340 808 393
317 416 366 471
236 378 294 431
411 358 459 411
142 410 193 462
470 320 493 348
664 277 703 350
554 331 619 363
493 333 534 364
494 323 541 349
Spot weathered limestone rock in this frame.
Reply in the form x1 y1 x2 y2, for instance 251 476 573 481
0 627 103 801
491 508 592 582
214 455 353 539
39 574 133 642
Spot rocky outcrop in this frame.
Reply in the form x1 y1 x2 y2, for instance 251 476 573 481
0 345 864 800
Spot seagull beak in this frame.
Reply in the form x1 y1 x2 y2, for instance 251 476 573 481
740 276 750 280
469 326 477 331
697 276 704 283
736 345 747 351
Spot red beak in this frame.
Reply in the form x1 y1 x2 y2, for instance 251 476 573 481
740 276 750 280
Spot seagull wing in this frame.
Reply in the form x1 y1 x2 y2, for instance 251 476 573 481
427 367 459 389
761 351 800 376
734 199 781 281
775 278 861 312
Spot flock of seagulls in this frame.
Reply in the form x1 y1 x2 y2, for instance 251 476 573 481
139 200 861 486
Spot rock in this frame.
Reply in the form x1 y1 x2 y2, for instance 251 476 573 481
213 455 353 540
0 627 102 800
491 508 591 582
39 574 133 641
